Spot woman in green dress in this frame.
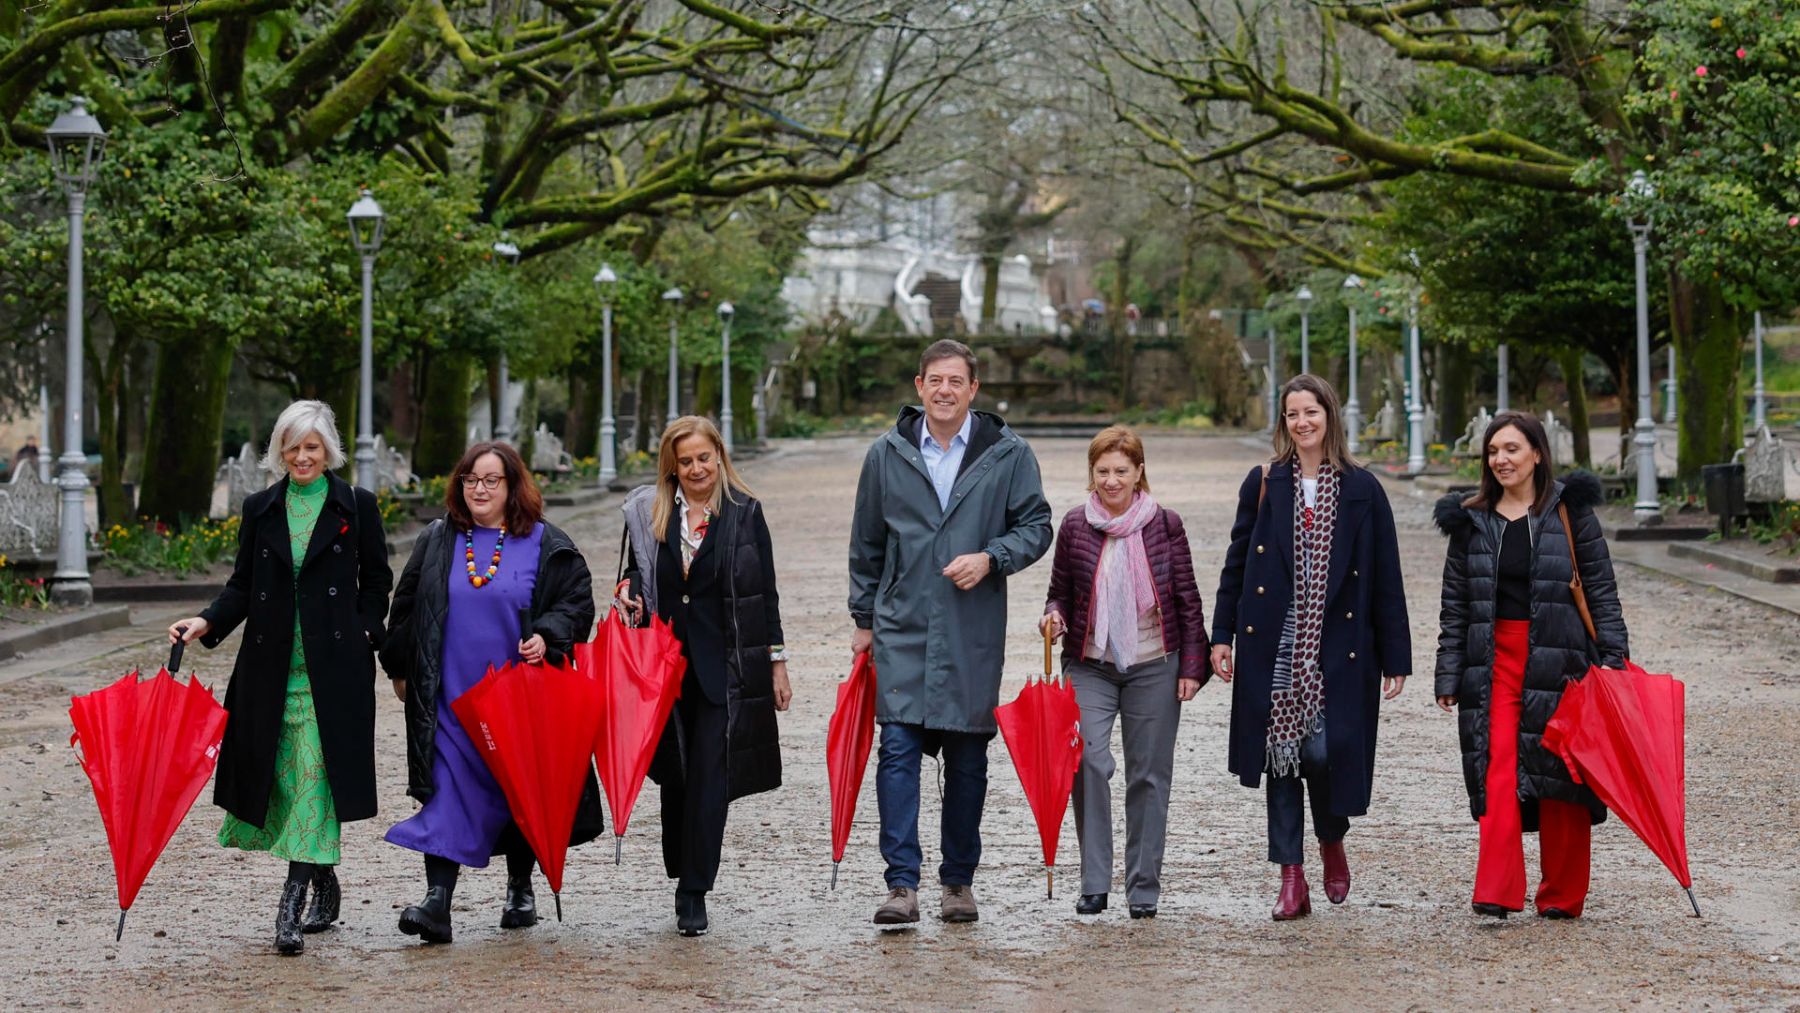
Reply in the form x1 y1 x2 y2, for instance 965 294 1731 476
170 400 392 955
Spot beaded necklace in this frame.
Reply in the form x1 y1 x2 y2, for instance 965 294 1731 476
466 525 506 588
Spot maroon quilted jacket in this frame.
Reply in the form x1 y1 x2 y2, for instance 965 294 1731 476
1044 505 1210 684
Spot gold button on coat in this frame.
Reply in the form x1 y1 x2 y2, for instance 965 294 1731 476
1348 652 1357 660
1246 625 1255 634
1256 545 1265 554
1256 586 1265 595
1345 611 1353 619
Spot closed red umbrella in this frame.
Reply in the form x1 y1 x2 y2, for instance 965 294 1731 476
994 629 1083 898
69 640 228 940
574 610 687 864
1542 660 1698 915
450 657 605 920
826 652 878 889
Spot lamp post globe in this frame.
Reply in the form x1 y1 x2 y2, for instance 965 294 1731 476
717 301 736 453
345 189 385 489
44 97 107 606
1295 285 1314 375
1624 170 1660 524
1342 274 1364 453
662 287 685 425
595 263 619 485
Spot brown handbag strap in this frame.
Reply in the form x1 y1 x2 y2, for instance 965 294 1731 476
1557 502 1598 642
1257 466 1269 511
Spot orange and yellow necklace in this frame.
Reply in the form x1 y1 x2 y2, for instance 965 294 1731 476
466 525 506 588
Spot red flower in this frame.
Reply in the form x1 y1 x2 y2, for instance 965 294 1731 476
339 521 350 535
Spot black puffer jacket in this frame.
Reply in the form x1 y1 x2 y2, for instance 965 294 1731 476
1433 471 1628 828
381 520 604 848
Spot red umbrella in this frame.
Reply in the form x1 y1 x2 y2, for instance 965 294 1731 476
826 652 878 889
994 629 1083 898
69 640 227 940
1542 660 1699 916
573 610 687 864
450 657 605 920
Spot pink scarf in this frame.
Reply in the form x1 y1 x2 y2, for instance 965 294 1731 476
1084 491 1160 671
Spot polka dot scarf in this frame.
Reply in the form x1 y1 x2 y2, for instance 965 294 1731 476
1266 462 1339 778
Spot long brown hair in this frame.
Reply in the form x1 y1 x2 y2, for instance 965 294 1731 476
1462 410 1554 514
1271 374 1358 472
651 416 754 542
1086 425 1151 493
444 441 545 533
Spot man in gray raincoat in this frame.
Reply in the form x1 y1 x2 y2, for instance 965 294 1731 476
848 339 1052 926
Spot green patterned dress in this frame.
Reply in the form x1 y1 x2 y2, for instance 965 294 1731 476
219 476 341 864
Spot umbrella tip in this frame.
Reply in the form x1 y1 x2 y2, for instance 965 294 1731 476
615 836 623 865
116 910 126 942
554 893 563 922
1686 888 1701 918
830 862 839 891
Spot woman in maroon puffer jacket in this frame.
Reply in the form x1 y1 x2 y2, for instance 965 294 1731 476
1041 425 1209 920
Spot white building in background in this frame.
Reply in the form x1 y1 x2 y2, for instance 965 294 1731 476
781 190 1059 335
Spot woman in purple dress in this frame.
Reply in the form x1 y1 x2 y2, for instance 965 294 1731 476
379 441 600 944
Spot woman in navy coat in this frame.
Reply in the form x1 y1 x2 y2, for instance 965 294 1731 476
1210 375 1411 920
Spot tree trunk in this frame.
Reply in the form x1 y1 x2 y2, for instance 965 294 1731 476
414 351 474 477
1559 346 1592 469
567 368 597 459
979 253 1001 331
1111 236 1136 405
95 340 130 527
138 333 234 525
1669 275 1742 483
1437 343 1472 444
515 378 539 464
389 359 418 447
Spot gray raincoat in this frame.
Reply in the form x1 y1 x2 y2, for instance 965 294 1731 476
848 407 1053 734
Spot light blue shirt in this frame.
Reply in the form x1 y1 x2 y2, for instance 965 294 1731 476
918 411 973 512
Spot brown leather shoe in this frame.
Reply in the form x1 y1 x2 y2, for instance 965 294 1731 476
1320 840 1350 905
941 884 979 923
1272 865 1311 921
873 887 919 925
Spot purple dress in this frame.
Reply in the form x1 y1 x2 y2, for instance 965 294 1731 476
386 523 543 867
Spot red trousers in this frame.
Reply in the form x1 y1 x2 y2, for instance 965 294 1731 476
1473 618 1591 916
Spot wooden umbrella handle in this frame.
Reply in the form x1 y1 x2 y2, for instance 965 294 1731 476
1043 622 1054 680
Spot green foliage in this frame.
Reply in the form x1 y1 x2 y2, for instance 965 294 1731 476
99 515 241 577
1748 501 1800 555
0 555 50 609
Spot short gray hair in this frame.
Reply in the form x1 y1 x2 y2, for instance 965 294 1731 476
261 400 347 478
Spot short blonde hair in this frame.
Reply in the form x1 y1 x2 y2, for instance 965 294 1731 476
261 400 347 478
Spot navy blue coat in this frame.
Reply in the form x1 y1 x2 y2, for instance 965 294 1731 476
1210 462 1412 817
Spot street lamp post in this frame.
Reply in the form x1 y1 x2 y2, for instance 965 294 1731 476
1496 343 1510 412
44 98 107 607
1405 262 1426 475
717 301 735 453
492 240 521 443
346 188 386 490
1664 346 1677 424
1343 275 1363 453
1625 170 1659 523
1265 321 1279 435
594 264 618 486
1295 285 1313 375
1752 310 1767 431
662 287 684 426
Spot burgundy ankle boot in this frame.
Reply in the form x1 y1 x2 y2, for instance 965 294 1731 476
1272 865 1311 921
1320 840 1350 905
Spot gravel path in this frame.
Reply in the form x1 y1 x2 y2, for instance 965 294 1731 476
2 432 1796 1010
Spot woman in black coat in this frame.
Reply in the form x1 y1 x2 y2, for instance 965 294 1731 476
169 400 392 956
620 416 791 938
1434 411 1628 920
378 441 601 944
1211 375 1411 921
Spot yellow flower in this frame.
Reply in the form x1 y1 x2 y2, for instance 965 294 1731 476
1709 16 1722 28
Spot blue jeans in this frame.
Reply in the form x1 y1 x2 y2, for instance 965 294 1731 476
876 722 989 890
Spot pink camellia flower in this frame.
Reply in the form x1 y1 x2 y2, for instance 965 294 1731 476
1789 216 1799 227
1695 65 1708 76
1737 47 1748 59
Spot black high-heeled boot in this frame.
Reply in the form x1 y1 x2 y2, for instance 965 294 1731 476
676 890 708 937
302 866 341 934
275 879 308 955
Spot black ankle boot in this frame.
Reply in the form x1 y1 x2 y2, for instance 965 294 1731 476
676 891 708 937
275 880 307 955
399 886 454 944
500 876 538 929
302 866 340 934
1075 893 1107 915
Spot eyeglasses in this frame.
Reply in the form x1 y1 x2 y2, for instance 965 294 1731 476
459 474 505 491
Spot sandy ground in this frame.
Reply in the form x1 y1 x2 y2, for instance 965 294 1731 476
3 431 1798 1011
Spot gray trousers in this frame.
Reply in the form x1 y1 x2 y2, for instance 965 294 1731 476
1067 653 1182 904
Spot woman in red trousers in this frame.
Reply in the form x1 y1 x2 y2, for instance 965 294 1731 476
1433 411 1629 919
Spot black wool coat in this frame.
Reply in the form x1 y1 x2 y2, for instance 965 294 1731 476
630 494 784 803
1211 462 1412 817
379 519 606 849
1433 471 1628 828
199 474 392 827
